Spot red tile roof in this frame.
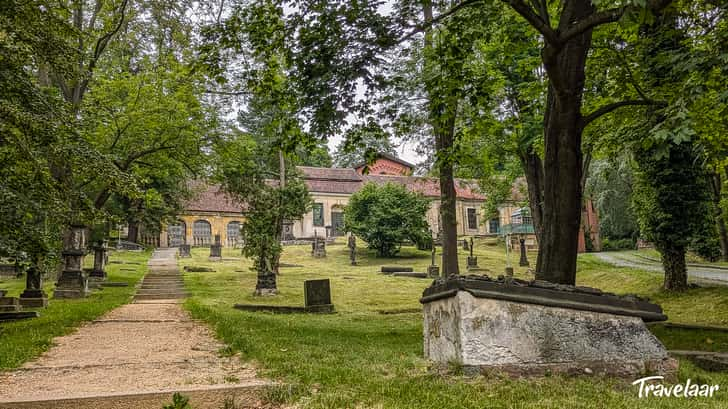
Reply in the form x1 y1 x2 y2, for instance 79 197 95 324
183 168 486 213
362 175 485 200
184 182 244 213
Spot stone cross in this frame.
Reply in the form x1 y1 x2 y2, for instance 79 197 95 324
469 237 474 258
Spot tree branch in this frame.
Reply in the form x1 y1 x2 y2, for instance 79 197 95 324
561 0 674 43
397 0 484 43
503 0 560 46
581 99 665 128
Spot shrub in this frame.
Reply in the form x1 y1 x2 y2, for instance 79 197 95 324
601 237 636 251
345 182 431 257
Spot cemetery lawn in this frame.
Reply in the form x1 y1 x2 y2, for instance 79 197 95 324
0 250 150 370
182 242 728 408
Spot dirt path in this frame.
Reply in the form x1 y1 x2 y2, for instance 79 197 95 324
0 249 270 408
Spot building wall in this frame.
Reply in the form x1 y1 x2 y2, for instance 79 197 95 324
159 212 245 247
296 193 495 239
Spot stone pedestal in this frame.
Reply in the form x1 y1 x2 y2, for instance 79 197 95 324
421 276 677 378
0 297 21 312
427 265 440 278
178 244 191 258
89 244 107 280
54 225 89 299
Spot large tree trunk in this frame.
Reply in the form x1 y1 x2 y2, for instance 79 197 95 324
127 221 139 243
534 7 594 285
436 102 460 276
661 244 688 291
711 171 728 262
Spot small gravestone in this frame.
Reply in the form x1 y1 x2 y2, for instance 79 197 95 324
54 225 89 299
462 239 469 251
466 237 478 270
178 244 191 258
312 234 326 258
209 235 222 261
282 220 296 240
20 264 48 308
304 279 333 312
519 237 530 267
428 245 440 278
89 241 108 280
348 234 357 265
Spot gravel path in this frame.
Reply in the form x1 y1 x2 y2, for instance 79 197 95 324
0 248 269 407
592 251 728 285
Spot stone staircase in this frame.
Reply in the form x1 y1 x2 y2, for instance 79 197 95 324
134 249 186 301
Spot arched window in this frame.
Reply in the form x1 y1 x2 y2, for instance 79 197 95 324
227 221 241 247
168 221 186 247
192 220 212 246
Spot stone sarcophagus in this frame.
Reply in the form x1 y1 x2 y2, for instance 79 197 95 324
420 275 676 378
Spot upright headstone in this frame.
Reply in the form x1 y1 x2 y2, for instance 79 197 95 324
282 220 296 241
89 241 108 280
20 263 48 307
209 234 222 261
53 224 89 299
348 234 357 265
519 237 530 267
462 239 469 251
428 244 440 278
178 244 191 258
304 279 334 312
312 234 326 258
466 237 478 270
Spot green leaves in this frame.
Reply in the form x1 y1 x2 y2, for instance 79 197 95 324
344 182 431 257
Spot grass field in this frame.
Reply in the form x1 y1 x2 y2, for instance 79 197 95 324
0 250 150 370
180 240 728 408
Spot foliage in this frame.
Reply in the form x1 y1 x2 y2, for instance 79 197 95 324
601 238 636 252
344 183 431 257
632 140 713 273
586 158 639 241
333 120 398 168
214 136 311 291
163 393 192 409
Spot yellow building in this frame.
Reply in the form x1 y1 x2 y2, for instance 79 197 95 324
155 155 529 248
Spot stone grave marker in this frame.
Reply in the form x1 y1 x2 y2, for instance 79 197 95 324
304 279 334 312
312 235 326 258
178 244 191 258
428 245 440 278
89 241 108 280
348 234 357 265
466 237 478 270
519 237 530 267
209 235 222 261
0 296 20 312
420 275 677 378
54 224 89 299
20 265 48 308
